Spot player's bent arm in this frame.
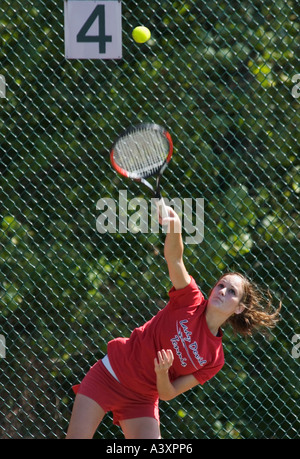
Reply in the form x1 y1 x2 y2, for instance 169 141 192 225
154 350 199 401
163 208 191 290
157 373 200 401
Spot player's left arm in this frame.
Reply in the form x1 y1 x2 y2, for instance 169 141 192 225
154 349 199 401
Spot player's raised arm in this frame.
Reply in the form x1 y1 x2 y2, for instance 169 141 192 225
162 207 191 290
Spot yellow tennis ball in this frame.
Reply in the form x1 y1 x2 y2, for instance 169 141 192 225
132 26 151 44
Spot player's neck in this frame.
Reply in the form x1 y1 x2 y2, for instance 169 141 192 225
205 311 223 336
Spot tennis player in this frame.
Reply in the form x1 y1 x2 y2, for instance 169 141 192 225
66 207 281 439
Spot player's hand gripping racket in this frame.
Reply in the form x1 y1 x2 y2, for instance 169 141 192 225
110 123 173 222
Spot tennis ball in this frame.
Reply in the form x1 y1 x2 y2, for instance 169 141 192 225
132 26 151 44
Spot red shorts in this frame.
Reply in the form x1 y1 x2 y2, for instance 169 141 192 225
72 359 159 426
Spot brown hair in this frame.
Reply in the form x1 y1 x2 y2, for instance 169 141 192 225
216 272 282 337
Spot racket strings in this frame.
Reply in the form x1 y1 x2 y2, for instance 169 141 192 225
114 129 169 178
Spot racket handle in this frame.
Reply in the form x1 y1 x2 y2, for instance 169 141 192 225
156 197 169 222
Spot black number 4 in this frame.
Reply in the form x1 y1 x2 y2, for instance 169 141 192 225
77 5 112 54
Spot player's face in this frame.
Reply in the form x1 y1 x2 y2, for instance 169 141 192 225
207 274 245 318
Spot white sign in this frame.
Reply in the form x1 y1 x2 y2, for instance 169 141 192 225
64 0 122 59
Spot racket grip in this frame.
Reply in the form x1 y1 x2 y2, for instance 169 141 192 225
156 197 169 223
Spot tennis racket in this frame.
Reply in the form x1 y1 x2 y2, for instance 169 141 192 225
110 123 173 221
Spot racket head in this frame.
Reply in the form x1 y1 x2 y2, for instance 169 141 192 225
110 123 173 180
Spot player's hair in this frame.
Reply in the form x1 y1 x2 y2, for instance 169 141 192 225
217 272 282 336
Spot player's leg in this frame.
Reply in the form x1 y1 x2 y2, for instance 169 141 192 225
119 417 161 439
66 394 105 439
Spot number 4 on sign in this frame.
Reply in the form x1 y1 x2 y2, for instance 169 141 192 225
77 5 111 54
64 0 122 60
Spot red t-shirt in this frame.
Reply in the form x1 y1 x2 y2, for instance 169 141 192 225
107 277 224 398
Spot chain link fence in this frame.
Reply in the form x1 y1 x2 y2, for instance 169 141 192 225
0 0 299 439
